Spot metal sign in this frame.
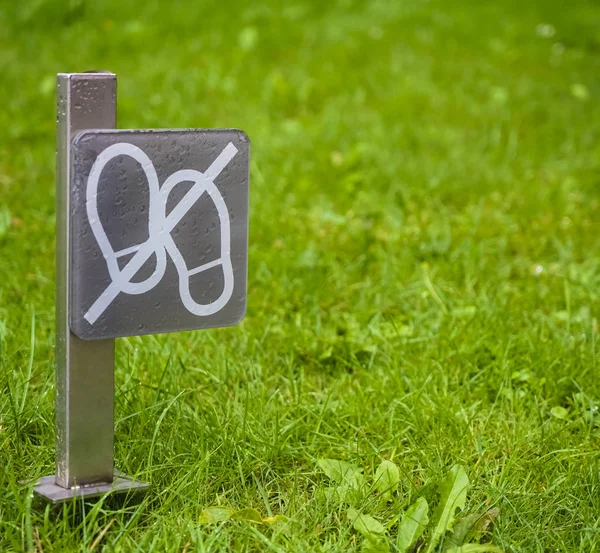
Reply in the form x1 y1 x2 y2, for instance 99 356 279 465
70 129 249 340
33 71 250 503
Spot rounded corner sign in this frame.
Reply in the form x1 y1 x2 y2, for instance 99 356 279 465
69 129 249 340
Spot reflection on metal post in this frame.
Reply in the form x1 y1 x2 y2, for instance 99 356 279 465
33 73 149 503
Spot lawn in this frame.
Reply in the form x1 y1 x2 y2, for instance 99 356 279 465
1 0 600 551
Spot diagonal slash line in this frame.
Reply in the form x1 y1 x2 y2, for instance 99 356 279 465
83 142 238 325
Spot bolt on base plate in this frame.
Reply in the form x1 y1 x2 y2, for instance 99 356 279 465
32 471 150 504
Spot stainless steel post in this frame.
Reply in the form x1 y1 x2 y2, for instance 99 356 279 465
55 72 116 488
34 72 148 503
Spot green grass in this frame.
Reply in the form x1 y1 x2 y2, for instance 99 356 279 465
1 0 600 550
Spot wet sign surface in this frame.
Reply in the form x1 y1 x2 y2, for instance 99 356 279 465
69 129 249 340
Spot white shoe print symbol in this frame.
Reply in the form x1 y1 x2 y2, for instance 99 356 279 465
84 142 237 325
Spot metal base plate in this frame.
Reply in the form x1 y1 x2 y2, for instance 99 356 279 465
33 471 150 504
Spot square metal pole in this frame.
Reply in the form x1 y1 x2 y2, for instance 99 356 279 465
56 72 116 488
34 72 148 503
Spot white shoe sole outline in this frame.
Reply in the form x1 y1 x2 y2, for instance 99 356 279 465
83 141 237 325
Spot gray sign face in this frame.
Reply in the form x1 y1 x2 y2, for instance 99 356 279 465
69 129 249 340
